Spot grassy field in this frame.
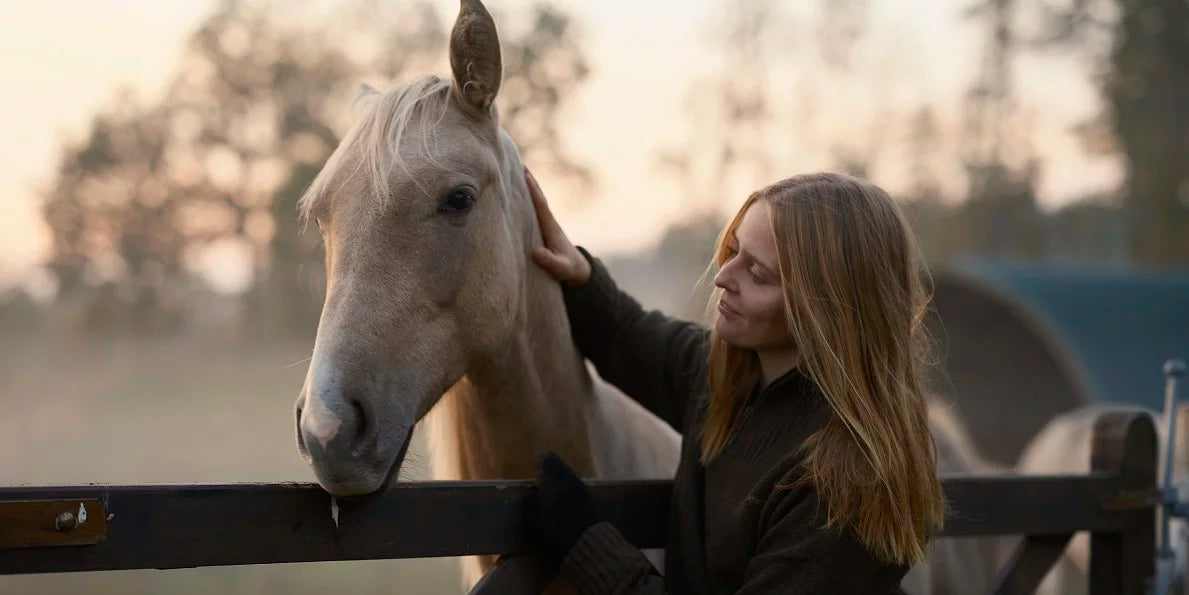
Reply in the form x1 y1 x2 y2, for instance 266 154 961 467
0 330 462 594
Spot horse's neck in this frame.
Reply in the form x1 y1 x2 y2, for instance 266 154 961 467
429 270 598 481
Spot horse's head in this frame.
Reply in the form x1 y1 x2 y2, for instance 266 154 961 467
295 0 530 496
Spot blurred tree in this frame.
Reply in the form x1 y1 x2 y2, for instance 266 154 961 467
900 108 965 263
41 92 194 332
661 0 1189 269
906 107 945 204
1108 0 1189 264
40 0 591 334
656 0 779 216
959 0 1046 261
0 289 44 334
959 163 1046 259
1032 0 1189 265
1043 196 1128 263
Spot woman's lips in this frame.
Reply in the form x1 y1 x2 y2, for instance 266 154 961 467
718 299 740 318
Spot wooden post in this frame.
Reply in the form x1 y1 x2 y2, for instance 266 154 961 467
991 533 1075 595
1090 410 1157 595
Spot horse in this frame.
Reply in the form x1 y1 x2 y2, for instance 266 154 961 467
293 1 1005 591
292 0 678 589
1016 404 1189 595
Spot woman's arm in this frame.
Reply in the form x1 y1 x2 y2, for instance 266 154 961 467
527 168 708 432
562 249 707 432
558 521 665 595
546 463 905 595
555 487 903 595
529 452 665 595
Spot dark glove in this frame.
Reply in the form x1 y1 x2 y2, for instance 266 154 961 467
527 451 602 562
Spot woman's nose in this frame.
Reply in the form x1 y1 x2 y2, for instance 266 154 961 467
714 263 736 292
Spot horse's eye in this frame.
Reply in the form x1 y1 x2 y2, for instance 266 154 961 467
438 189 476 214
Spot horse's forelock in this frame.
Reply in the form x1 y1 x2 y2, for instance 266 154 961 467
299 76 455 223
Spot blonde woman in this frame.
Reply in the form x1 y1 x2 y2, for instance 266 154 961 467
524 170 945 594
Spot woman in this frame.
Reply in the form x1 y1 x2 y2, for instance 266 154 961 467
524 170 945 594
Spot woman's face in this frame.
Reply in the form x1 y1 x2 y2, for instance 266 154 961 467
713 202 792 350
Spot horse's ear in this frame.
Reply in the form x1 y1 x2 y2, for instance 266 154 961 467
351 83 380 122
357 83 379 99
449 0 502 115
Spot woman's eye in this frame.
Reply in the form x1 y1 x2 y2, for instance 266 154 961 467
438 189 476 214
749 268 765 284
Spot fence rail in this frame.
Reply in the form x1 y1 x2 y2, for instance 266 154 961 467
0 410 1158 595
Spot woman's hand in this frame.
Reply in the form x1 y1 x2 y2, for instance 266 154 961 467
525 166 591 287
526 451 601 562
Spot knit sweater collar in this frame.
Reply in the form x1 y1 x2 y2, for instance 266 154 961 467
750 364 820 409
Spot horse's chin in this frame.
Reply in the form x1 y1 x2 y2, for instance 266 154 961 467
374 428 416 493
316 427 415 498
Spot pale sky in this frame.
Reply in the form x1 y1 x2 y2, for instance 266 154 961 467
0 0 1123 293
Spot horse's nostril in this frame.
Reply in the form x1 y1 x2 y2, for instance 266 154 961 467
295 405 308 454
348 399 372 455
352 397 367 427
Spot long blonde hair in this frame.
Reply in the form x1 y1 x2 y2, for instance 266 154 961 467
699 172 945 565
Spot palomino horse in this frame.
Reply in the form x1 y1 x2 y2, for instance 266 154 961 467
293 0 1001 591
1017 404 1189 595
293 0 678 587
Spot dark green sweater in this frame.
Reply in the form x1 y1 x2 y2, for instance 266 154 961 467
557 249 909 594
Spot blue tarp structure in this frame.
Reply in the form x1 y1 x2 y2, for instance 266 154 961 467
957 259 1188 411
929 259 1188 464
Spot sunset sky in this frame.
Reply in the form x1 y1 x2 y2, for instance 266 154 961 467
0 0 1123 293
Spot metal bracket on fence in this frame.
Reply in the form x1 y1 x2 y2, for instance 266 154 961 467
0 498 108 549
1102 488 1163 512
1152 359 1186 595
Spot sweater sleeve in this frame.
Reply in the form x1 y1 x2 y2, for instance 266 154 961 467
558 522 664 595
557 484 905 595
561 247 710 433
734 482 907 595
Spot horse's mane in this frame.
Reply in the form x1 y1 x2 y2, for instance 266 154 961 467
298 76 453 223
424 377 473 482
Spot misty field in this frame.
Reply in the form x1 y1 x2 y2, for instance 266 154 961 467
0 330 462 594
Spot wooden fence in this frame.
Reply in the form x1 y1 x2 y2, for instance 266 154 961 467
0 410 1157 594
